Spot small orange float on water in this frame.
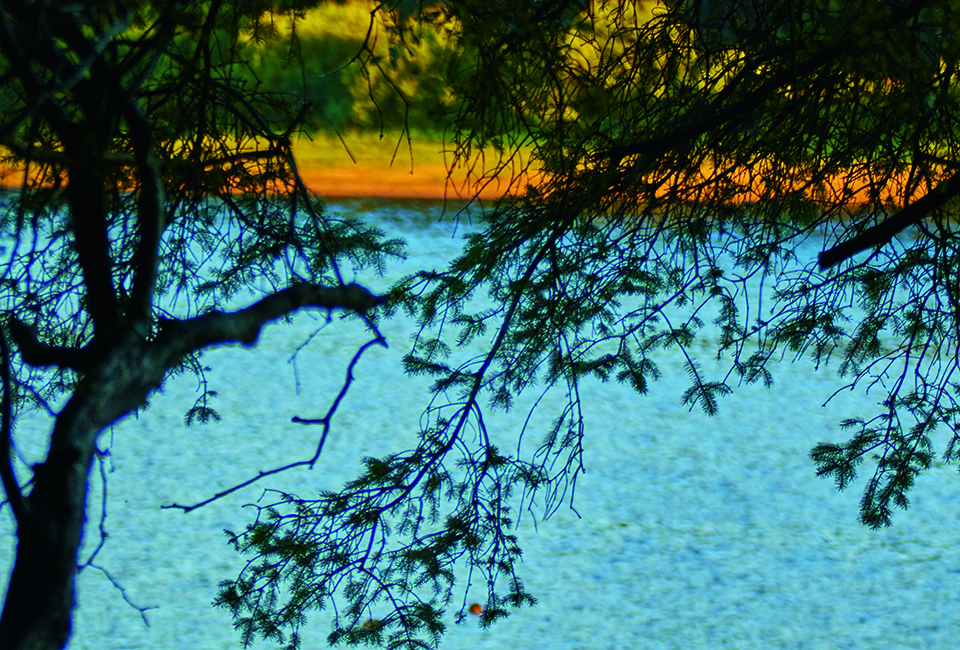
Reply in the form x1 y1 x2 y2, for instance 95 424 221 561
468 603 483 616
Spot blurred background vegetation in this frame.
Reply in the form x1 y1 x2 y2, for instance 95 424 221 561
247 0 456 139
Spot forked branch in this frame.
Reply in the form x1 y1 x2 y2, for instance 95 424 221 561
163 333 387 513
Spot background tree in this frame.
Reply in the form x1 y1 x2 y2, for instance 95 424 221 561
0 1 402 649
215 0 960 648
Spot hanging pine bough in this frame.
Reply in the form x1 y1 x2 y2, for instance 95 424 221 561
211 1 960 648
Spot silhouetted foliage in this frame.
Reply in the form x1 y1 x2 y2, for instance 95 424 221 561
0 1 398 648
219 0 960 647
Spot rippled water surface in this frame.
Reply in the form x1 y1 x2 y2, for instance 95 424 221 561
1 199 958 649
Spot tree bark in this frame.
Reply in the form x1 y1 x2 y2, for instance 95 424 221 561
0 332 166 650
0 447 91 650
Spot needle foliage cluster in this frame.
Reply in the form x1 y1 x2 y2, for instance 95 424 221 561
218 0 960 648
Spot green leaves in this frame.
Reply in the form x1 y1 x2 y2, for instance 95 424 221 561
215 375 549 649
184 389 220 426
811 404 942 529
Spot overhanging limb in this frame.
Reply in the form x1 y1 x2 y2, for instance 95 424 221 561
818 171 960 269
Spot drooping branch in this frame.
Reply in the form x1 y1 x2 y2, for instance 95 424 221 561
156 283 387 358
602 0 934 168
605 0 922 170
78 448 157 626
604 44 840 167
819 171 960 268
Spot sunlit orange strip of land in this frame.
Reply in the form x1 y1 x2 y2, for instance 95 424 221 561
0 134 530 201
0 134 920 207
291 133 528 200
297 134 921 206
638 156 921 213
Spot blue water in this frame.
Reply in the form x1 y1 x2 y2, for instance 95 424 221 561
1 198 959 649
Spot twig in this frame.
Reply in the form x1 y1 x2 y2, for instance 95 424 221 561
163 332 387 513
86 562 157 627
76 444 155 626
78 445 111 571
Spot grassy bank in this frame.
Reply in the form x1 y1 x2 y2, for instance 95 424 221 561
0 132 531 201
292 131 514 200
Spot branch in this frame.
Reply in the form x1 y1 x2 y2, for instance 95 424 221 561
157 283 387 358
0 1 75 144
124 95 166 335
818 171 960 268
0 137 135 166
86 562 157 627
7 318 91 370
163 465 310 513
163 333 387 512
77 447 157 626
0 325 29 522
0 1 131 334
605 46 841 165
603 1 927 172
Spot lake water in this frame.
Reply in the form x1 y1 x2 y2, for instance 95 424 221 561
2 198 959 649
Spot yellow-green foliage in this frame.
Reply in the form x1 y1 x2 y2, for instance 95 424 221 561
245 0 458 137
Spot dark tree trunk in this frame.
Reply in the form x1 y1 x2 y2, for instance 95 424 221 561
0 334 167 650
0 447 92 650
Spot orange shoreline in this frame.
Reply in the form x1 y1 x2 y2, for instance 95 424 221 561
292 134 527 200
0 135 514 201
0 163 494 201
296 163 501 200
1 132 919 205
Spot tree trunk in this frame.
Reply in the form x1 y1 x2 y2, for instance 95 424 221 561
0 335 167 650
0 280 382 648
0 446 92 650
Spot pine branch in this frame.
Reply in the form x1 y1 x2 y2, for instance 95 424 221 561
7 318 91 370
818 171 960 268
157 283 387 356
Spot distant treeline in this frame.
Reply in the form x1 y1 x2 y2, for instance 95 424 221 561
247 0 457 139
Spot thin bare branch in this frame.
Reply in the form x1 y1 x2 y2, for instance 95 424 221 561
163 333 387 513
